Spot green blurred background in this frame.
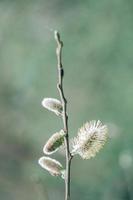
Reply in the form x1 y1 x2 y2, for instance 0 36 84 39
0 0 133 199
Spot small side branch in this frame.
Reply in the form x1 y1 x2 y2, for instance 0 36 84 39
54 31 72 200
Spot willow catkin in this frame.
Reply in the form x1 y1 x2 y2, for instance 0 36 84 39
42 98 62 116
38 156 63 176
71 120 108 159
43 130 65 155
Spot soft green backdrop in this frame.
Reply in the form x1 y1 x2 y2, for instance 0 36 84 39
0 0 133 200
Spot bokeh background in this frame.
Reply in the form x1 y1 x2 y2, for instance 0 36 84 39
0 0 133 200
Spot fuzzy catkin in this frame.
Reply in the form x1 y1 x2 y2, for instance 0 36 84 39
43 130 65 155
38 156 63 176
72 120 108 159
42 98 63 116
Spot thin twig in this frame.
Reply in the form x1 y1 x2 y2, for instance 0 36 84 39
54 30 72 200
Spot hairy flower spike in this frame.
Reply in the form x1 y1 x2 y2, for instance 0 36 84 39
43 130 66 155
42 98 63 116
38 156 64 176
71 120 108 159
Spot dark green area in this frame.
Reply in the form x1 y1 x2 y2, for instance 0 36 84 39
0 0 133 199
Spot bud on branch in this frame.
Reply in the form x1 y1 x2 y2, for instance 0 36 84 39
43 130 66 155
42 98 63 116
38 156 64 176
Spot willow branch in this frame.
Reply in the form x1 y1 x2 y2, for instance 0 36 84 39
54 30 72 200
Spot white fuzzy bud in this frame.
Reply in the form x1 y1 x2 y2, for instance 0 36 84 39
38 156 63 176
71 120 108 159
42 98 62 116
43 130 66 155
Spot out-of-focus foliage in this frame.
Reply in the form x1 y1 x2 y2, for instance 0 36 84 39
0 0 133 200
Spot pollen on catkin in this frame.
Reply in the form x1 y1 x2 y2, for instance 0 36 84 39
38 156 63 176
42 98 63 116
43 130 66 155
71 120 108 159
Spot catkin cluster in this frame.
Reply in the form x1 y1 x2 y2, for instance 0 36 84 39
38 98 108 177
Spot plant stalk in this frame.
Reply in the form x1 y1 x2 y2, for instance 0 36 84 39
54 30 72 200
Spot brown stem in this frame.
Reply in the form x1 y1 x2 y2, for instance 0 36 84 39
54 30 72 200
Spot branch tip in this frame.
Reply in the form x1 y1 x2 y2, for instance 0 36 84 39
54 30 60 42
